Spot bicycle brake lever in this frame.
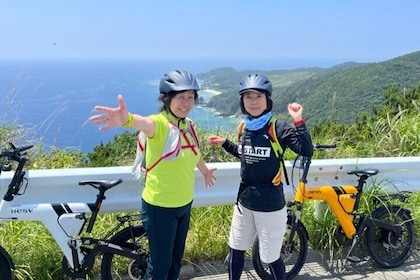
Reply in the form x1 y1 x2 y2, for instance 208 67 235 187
1 164 11 172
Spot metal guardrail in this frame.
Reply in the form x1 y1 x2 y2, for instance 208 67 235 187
0 157 419 213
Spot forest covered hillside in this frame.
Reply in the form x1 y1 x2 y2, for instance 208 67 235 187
197 51 420 125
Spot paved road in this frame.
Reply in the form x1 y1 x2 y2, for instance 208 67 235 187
181 242 420 280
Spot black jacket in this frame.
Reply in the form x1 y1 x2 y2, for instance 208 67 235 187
222 118 313 212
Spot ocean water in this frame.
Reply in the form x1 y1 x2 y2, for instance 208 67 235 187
0 59 242 152
0 57 342 152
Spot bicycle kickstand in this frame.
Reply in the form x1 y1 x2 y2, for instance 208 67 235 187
341 235 364 272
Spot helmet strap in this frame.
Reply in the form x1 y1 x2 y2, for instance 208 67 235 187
166 108 185 125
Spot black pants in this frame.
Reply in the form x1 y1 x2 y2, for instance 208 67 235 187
141 199 192 280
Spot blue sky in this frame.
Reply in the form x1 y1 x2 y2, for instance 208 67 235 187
1 0 419 66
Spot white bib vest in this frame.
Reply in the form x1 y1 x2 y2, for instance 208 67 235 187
131 118 199 183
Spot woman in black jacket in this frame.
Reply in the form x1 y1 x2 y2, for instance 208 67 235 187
208 73 313 280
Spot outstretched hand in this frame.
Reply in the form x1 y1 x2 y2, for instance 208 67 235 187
89 94 129 131
207 135 226 146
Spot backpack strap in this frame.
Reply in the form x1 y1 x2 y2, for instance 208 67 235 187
270 119 290 185
186 119 200 148
267 118 281 158
237 121 245 142
237 118 282 157
182 119 200 155
145 121 181 171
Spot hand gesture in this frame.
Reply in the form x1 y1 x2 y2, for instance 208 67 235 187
287 102 303 121
204 167 217 187
90 94 129 131
207 135 226 146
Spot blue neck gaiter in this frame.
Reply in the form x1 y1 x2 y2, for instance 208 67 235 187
243 112 272 131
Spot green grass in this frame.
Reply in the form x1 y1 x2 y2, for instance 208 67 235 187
0 222 64 279
186 206 232 262
0 83 419 278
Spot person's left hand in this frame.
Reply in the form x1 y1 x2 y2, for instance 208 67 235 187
204 167 217 187
287 102 303 121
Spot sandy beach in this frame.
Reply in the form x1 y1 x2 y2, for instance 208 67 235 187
202 88 222 95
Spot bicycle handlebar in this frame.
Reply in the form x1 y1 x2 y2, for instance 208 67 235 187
1 142 33 201
294 143 337 183
0 142 33 163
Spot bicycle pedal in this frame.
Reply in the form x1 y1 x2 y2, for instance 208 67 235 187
347 256 362 263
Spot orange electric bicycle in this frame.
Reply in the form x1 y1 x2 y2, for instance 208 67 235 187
252 144 415 279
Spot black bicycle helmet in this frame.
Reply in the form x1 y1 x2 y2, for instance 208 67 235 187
159 69 200 94
238 73 272 96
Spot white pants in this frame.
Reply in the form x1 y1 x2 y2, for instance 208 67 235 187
228 202 287 263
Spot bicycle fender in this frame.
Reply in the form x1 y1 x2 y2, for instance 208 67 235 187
372 204 413 220
0 245 14 269
108 224 145 243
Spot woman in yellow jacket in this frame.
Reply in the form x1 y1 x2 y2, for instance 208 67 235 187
90 69 216 280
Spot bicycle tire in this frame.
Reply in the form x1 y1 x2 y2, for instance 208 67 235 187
100 225 149 280
0 254 12 280
252 220 308 280
366 204 415 268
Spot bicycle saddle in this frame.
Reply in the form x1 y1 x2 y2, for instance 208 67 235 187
78 178 123 190
347 169 379 177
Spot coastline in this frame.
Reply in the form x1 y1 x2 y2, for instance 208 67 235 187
202 88 222 95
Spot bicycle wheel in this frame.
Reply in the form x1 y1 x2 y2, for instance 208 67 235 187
0 254 12 280
252 220 308 280
366 204 415 268
100 225 149 280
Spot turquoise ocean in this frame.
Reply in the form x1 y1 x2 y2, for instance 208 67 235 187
0 58 338 152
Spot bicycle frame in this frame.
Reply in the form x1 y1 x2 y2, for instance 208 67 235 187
293 157 361 239
0 143 142 277
292 154 409 240
0 198 90 268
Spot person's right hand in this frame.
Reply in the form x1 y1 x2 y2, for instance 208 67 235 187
89 94 129 131
207 135 226 146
